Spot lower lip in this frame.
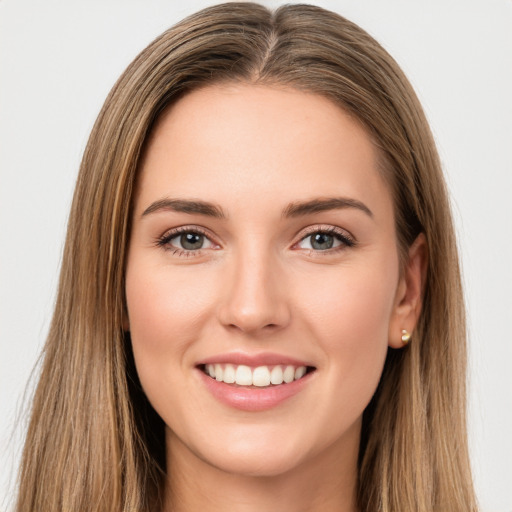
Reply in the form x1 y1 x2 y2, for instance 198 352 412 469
197 368 315 412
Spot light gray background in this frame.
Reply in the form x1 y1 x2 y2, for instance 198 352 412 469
1 1 511 510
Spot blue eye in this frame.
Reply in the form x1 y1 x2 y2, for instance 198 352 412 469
297 228 355 252
157 228 215 254
156 225 355 258
173 232 207 250
308 232 337 250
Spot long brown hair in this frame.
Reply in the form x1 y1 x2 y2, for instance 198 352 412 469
15 3 477 511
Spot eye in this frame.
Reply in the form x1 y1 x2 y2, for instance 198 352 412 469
171 231 212 251
157 227 217 255
296 227 355 252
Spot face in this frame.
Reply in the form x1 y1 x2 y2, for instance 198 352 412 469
125 84 410 478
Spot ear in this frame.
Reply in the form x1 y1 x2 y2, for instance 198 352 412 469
388 233 428 348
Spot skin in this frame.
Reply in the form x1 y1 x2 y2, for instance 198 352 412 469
125 84 426 512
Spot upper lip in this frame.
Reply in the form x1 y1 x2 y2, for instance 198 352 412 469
197 351 314 368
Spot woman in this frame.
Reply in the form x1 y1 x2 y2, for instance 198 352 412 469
14 3 478 511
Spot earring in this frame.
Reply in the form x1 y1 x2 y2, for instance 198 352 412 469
401 329 411 345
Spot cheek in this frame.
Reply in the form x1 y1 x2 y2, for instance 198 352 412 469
126 261 213 346
124 260 219 423
296 258 398 405
124 261 217 407
299 260 398 343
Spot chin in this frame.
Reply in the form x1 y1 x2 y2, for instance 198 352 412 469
204 446 306 478
170 424 310 478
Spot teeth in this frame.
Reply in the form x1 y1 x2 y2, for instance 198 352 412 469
294 366 306 379
204 363 309 386
235 365 253 385
283 365 295 383
223 364 235 383
270 366 283 384
214 364 223 381
252 366 271 387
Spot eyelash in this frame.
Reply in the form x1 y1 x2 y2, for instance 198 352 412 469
155 225 356 258
296 225 356 256
156 226 215 258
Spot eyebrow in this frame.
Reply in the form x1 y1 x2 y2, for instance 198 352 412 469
282 197 373 218
142 198 227 218
141 196 373 219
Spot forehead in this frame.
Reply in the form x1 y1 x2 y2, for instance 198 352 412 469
135 83 393 222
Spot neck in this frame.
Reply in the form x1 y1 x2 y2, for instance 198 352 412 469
162 425 360 512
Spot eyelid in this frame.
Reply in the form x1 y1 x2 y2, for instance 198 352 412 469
155 223 356 257
294 224 356 247
156 225 221 252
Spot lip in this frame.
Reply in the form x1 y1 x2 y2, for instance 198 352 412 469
197 351 313 368
196 364 316 413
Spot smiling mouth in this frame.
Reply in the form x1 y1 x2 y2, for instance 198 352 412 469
199 364 316 387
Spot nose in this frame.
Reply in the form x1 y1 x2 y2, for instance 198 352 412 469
216 244 291 335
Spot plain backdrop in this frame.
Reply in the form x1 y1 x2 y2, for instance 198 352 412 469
1 0 511 510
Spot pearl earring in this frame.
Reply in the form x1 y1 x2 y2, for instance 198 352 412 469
401 329 411 345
